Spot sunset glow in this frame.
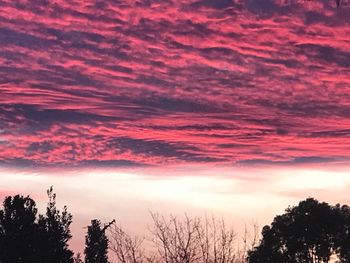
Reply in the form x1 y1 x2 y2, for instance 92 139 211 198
1 0 350 258
1 165 350 252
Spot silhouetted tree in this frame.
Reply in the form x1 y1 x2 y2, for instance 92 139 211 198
0 195 40 263
334 204 350 262
248 198 350 263
0 187 74 263
38 186 74 263
109 221 144 263
149 213 242 263
85 219 109 263
109 213 246 263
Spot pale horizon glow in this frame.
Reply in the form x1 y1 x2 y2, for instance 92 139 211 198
1 165 350 253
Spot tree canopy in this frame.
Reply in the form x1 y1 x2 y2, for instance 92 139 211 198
38 187 74 263
0 195 40 263
84 219 109 263
248 198 350 263
0 187 74 263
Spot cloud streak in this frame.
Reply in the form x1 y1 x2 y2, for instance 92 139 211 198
1 0 350 167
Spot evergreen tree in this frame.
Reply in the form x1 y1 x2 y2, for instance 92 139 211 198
38 186 74 263
85 219 109 263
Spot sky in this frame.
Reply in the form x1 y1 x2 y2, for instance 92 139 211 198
1 0 350 254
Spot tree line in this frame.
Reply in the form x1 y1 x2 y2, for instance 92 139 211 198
1 188 350 263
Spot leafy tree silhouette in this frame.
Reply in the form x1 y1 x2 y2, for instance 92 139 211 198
334 204 350 262
0 187 74 263
248 198 350 263
84 219 110 263
0 195 40 263
38 186 74 263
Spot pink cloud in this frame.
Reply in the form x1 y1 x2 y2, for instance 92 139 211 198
0 0 350 168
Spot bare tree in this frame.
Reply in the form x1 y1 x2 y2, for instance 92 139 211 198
149 213 202 263
109 222 145 263
109 213 255 263
149 213 243 263
238 223 260 263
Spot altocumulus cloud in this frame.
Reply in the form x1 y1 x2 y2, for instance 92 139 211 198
1 0 350 167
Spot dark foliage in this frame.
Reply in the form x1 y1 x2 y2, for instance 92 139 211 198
0 187 74 263
0 195 40 263
248 198 350 263
38 187 74 263
84 219 109 263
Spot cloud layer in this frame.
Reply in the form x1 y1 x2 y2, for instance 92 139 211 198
1 0 350 167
